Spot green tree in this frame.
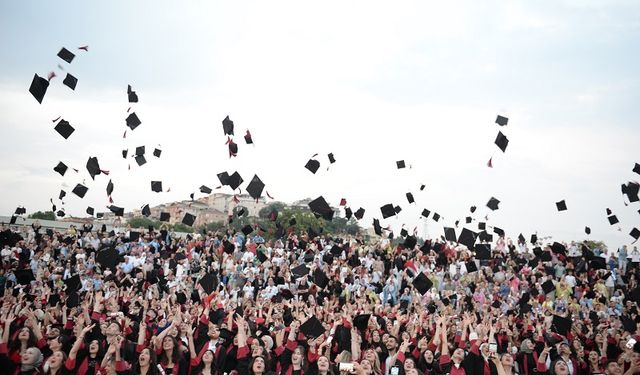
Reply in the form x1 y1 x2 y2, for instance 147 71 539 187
128 217 160 229
173 223 194 233
258 202 286 219
29 211 56 220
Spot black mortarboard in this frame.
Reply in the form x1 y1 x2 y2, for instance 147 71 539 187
126 113 141 130
57 210 65 217
458 228 478 249
64 274 81 292
135 155 146 166
96 247 120 270
631 228 640 241
29 74 49 103
135 146 145 156
420 184 426 191
280 289 294 300
54 120 75 139
109 205 124 216
608 215 619 225
244 130 253 144
432 212 440 222
373 218 382 235
478 222 486 230
493 227 505 236
59 190 66 200
353 314 371 331
621 315 637 333
623 182 640 202
496 115 508 126
551 315 572 336
421 209 430 218
151 181 163 193
394 205 402 214
495 131 509 152
106 179 114 196
396 160 406 169
182 213 196 226
66 293 80 308
466 261 478 273
222 116 234 135
400 228 408 237
72 184 88 198
86 157 103 180
344 207 353 220
160 212 170 221
403 235 417 249
86 207 94 216
380 204 395 219
518 233 526 244
328 153 336 164
300 316 326 338
305 159 320 174
470 205 477 213
634 163 640 175
57 47 75 63
291 264 310 278
556 200 567 211
246 175 265 199
257 251 268 263
127 85 138 103
53 161 68 176
541 280 555 294
15 269 35 285
531 234 538 244
308 196 334 220
590 257 606 270
354 207 365 220
289 218 297 226
412 273 433 295
478 231 493 242
217 171 230 186
96 212 104 218
585 226 591 235
241 225 253 236
406 193 415 204
227 171 243 190
444 227 457 242
141 204 151 217
487 197 500 211
200 185 212 194
475 244 491 259
223 240 235 254
228 140 238 155
313 268 329 289
153 148 161 157
122 149 128 159
551 242 566 255
63 73 77 90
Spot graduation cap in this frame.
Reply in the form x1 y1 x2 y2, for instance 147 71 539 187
621 315 637 333
305 159 320 174
406 193 415 204
151 181 163 193
380 204 396 219
353 314 371 331
200 185 212 194
518 233 526 244
394 205 402 214
556 200 567 211
551 315 572 336
59 190 66 200
551 242 566 255
400 228 408 237
432 213 440 222
458 228 478 249
443 227 457 242
72 184 88 198
289 217 297 226
373 218 382 235
313 268 329 289
608 215 619 225
135 154 147 166
56 210 66 217
344 207 353 220
494 131 509 152
152 148 161 158
412 273 433 295
86 207 94 216
623 182 640 202
126 113 141 130
54 120 75 139
493 227 505 236
160 212 170 222
466 261 478 273
222 116 234 135
496 115 508 126
106 179 114 196
15 269 35 285
57 47 75 63
141 204 151 217
109 205 124 216
541 280 555 294
246 175 265 199
347 207 362 221
66 293 80 309
475 244 491 260
421 209 430 218
86 157 103 180
308 196 334 220
470 206 477 213
53 161 68 176
127 85 138 102
236 207 246 217
182 213 196 227
135 146 145 156
29 74 49 103
63 73 77 90
478 231 493 243
328 153 336 164
217 171 230 186
223 240 235 254
403 235 417 249
227 172 244 190
487 197 500 211
631 228 640 241
96 247 120 270
531 234 538 244
634 163 640 176
257 251 268 263
241 225 253 236
590 257 606 270
585 226 591 235
300 316 326 338
291 264 310 278
64 274 81 292
228 140 238 156
122 149 128 159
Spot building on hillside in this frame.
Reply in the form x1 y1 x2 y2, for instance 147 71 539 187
199 193 268 217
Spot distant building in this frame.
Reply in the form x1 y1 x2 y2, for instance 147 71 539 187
198 193 269 217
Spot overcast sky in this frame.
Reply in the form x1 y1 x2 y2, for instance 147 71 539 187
1 0 639 248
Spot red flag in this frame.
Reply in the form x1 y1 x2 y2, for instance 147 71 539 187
78 45 89 51
487 157 493 168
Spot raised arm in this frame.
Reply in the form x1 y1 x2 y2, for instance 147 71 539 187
70 324 95 360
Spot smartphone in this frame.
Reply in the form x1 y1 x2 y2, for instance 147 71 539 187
339 363 354 372
390 366 400 375
627 338 637 349
489 343 498 353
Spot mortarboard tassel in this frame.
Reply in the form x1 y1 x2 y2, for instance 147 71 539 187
233 195 240 204
487 157 493 168
48 71 57 81
52 116 61 123
123 130 127 138
109 196 113 203
127 107 131 113
100 169 110 175
78 45 89 51
266 191 274 199
57 64 64 71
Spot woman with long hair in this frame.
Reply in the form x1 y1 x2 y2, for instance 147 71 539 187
67 324 106 375
43 350 71 375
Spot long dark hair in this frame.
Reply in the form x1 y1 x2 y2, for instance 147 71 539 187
159 336 182 367
192 349 215 375
9 326 38 352
132 348 159 375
